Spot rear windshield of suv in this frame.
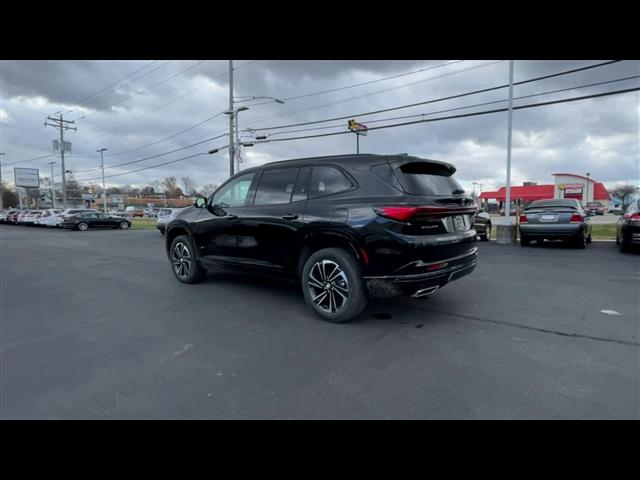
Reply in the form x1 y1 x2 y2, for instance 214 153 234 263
393 162 464 196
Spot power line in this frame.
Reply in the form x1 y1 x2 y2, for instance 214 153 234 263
256 74 640 139
251 86 640 145
70 135 227 178
247 60 464 105
233 60 504 130
72 84 639 184
77 60 205 121
241 60 622 132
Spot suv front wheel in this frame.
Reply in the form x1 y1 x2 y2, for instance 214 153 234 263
169 235 206 283
301 248 367 323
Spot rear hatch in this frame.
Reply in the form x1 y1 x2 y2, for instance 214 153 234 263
370 158 477 268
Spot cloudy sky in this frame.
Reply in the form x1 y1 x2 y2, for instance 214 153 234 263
1 59 638 194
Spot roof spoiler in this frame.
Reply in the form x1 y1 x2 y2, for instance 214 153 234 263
387 155 457 176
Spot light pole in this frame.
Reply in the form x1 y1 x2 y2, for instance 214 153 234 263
0 152 4 210
97 148 108 213
234 95 285 104
585 172 591 204
49 160 56 208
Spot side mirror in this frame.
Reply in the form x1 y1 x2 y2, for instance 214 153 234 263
209 202 229 217
194 196 207 208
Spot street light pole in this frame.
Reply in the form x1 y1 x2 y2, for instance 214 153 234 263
97 148 108 213
586 172 591 203
228 60 235 178
0 152 4 210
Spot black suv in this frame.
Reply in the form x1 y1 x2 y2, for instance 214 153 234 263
165 154 478 323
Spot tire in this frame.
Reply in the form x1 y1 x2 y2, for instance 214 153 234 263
77 222 88 231
520 234 530 246
120 221 130 230
620 235 631 253
301 247 367 323
574 232 586 249
169 235 206 284
481 224 491 241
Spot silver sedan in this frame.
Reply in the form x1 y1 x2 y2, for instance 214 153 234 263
519 199 592 248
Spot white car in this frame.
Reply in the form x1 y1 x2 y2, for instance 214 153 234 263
37 208 65 227
22 210 44 225
156 208 184 235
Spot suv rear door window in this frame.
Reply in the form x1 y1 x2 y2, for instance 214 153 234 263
254 168 300 206
309 166 353 199
394 162 463 196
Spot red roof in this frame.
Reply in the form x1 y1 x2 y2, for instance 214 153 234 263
479 183 611 201
479 185 554 202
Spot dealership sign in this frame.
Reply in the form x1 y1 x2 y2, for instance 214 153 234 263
558 183 584 190
14 167 40 188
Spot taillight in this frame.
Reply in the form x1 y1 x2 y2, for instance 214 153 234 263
570 213 583 223
630 213 640 220
373 206 418 222
519 214 528 223
373 205 475 222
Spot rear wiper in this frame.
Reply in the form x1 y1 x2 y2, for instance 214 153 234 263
452 189 466 194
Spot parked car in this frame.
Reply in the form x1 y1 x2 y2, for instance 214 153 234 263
9 210 22 224
61 211 132 231
519 198 592 248
585 201 606 216
609 206 624 215
56 208 99 227
143 209 159 218
616 200 640 253
125 206 145 217
36 208 65 227
164 154 478 323
474 209 492 241
1 209 18 223
20 210 43 225
499 206 517 216
156 208 184 235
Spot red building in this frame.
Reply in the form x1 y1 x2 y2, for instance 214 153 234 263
479 173 611 210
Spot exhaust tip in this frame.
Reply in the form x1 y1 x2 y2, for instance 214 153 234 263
411 286 439 298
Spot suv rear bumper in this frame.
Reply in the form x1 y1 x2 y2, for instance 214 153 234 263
363 247 478 298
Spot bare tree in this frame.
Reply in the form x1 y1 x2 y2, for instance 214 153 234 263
610 184 638 208
201 183 217 197
163 177 183 198
140 186 155 196
181 177 196 197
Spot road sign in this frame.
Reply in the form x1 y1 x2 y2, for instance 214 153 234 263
52 140 72 153
348 119 368 136
81 194 95 200
14 167 40 188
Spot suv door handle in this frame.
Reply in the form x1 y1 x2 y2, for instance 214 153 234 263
281 214 299 220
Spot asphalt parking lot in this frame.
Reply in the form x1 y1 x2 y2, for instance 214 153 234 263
1 226 638 419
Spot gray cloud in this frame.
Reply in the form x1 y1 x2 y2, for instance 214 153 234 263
1 59 638 193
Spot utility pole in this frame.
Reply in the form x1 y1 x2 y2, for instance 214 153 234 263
97 148 108 212
586 172 591 203
503 60 515 227
49 160 56 208
228 60 235 178
0 152 4 210
45 114 77 208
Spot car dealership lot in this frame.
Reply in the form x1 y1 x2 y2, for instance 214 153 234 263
1 226 638 419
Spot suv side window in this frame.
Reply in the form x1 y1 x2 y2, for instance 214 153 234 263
212 172 256 207
254 168 300 206
309 165 354 199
